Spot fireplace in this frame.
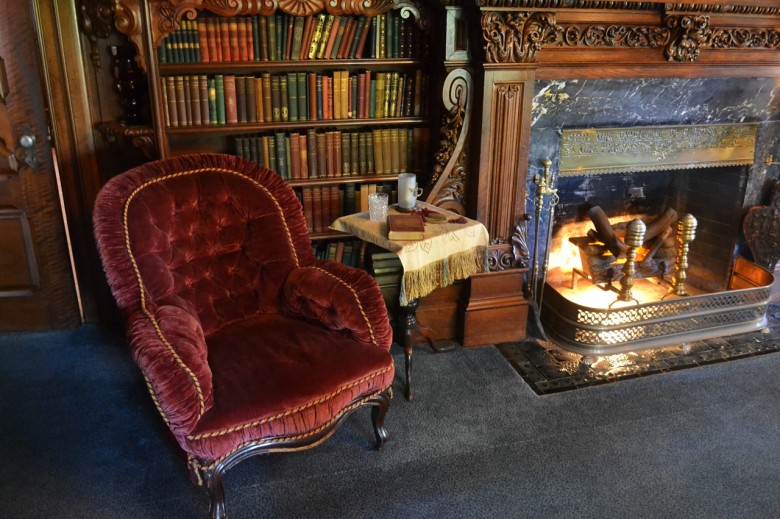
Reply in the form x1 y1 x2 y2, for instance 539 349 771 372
525 78 779 356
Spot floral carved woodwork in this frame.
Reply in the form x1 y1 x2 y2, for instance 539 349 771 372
480 9 780 64
428 68 473 215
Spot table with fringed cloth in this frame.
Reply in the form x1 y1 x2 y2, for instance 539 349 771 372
330 202 490 305
331 202 490 400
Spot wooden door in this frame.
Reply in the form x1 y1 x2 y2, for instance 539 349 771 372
0 2 81 331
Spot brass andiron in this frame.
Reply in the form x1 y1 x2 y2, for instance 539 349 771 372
670 213 697 296
616 218 646 304
530 158 559 306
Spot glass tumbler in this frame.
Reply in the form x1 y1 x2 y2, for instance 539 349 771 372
368 192 389 222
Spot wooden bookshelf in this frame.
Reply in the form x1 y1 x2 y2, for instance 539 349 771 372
120 0 433 246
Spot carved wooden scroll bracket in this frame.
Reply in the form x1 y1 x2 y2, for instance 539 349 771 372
426 68 473 215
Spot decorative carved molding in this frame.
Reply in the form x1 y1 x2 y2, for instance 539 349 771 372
476 0 780 15
99 121 157 159
479 7 780 63
487 244 515 272
664 15 712 62
427 68 473 215
482 12 557 63
78 0 116 70
510 215 530 269
114 0 147 71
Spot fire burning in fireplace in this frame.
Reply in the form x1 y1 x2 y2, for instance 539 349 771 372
534 123 774 358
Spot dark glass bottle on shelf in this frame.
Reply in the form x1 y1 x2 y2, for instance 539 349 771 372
108 44 149 125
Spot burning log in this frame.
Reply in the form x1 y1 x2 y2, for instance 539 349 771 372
587 206 627 258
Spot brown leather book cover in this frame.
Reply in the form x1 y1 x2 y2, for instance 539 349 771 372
289 133 301 180
238 18 248 61
259 15 269 60
199 75 209 125
323 15 341 59
262 73 272 122
312 185 323 233
350 132 360 176
165 76 178 127
254 77 264 122
219 19 230 62
229 20 240 62
190 75 202 125
337 18 356 59
372 130 383 175
302 186 314 232
307 129 317 178
223 75 238 124
174 76 187 126
206 19 219 62
235 75 247 123
388 214 425 240
330 185 341 220
308 72 317 121
299 134 309 179
321 182 332 226
300 15 315 60
322 75 331 119
197 20 209 62
316 131 327 178
354 16 371 59
326 131 336 177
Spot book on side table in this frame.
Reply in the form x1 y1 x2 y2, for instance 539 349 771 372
387 213 425 240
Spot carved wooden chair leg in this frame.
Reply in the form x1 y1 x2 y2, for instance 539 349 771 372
371 391 391 449
205 465 228 519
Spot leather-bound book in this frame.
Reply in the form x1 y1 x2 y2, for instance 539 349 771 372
308 13 326 60
207 77 217 125
382 129 394 175
276 132 289 179
340 71 349 120
337 17 356 60
344 182 356 215
306 129 317 178
164 76 178 127
300 15 315 60
290 16 304 61
354 16 371 58
235 136 247 159
280 75 289 122
235 75 247 123
254 77 264 122
258 15 269 60
368 77 376 118
326 131 336 177
192 75 204 125
289 133 301 180
296 72 307 122
356 72 366 120
302 187 314 232
228 19 239 62
248 136 258 163
366 130 375 174
350 75 357 119
348 17 366 59
331 185 342 220
175 76 187 126
262 73 272 122
246 76 256 123
197 19 209 62
299 133 309 179
390 128 401 174
197 75 209 125
317 15 334 59
267 13 277 61
399 128 409 172
322 75 331 119
267 134 277 172
341 132 351 179
315 74 323 120
321 183 332 226
224 74 238 124
251 16 261 61
329 16 347 59
323 15 341 59
374 73 385 118
334 241 345 263
350 132 360 176
287 72 298 122
372 130 383 175
388 214 425 240
206 19 218 62
183 76 194 126
308 73 317 121
285 15 295 60
413 69 423 117
316 131 327 178
270 75 281 122
358 132 368 175
215 74 226 124
312 185 323 232
237 18 248 61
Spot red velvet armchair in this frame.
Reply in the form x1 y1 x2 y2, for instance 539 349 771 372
93 154 394 518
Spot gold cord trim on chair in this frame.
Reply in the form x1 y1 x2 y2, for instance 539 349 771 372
305 265 379 348
186 366 392 440
124 167 301 424
197 390 385 473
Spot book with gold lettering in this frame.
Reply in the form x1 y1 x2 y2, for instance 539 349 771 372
387 213 425 240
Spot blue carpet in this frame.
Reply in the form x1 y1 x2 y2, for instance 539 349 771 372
1 325 779 518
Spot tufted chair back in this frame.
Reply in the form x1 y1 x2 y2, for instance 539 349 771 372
94 153 316 336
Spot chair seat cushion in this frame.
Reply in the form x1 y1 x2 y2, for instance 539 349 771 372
183 314 394 461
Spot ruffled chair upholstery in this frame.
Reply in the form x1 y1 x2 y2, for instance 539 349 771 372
93 154 394 518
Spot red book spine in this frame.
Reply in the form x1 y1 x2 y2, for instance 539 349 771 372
323 16 341 59
322 76 331 120
316 132 327 178
289 133 301 180
337 18 356 59
330 185 341 220
321 183 332 228
300 15 315 60
299 134 309 179
219 19 231 62
308 72 317 121
238 18 249 62
334 130 342 177
206 19 219 62
197 20 209 62
229 20 240 62
312 185 323 233
355 16 371 59
285 16 295 60
246 17 255 60
223 75 238 124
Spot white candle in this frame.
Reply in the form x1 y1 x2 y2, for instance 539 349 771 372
398 173 422 210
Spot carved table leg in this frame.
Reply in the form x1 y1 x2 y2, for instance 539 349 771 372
399 300 418 401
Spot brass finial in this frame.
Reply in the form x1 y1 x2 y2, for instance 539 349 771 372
670 214 697 296
617 218 646 303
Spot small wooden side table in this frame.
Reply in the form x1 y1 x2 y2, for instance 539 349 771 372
331 203 489 400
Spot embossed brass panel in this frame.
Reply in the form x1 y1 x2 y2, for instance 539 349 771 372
559 123 758 176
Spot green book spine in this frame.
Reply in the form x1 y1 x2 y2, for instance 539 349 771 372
349 17 366 59
267 14 277 61
252 16 261 61
235 137 246 159
287 72 298 122
280 75 289 122
267 136 277 172
344 182 356 214
358 132 368 175
275 13 283 60
158 37 168 64
368 79 376 119
296 72 307 121
215 74 226 124
341 132 351 179
291 16 304 61
208 78 217 125
259 16 269 60
392 12 401 58
193 20 202 62
275 132 288 179
350 132 359 175
271 75 281 122
350 75 358 119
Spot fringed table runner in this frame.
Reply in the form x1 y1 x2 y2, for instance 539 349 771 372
330 202 490 305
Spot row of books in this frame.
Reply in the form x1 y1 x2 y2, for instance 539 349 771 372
313 239 364 267
234 127 429 179
161 71 426 128
158 12 422 65
299 182 396 233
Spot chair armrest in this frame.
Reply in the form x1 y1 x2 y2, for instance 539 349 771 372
126 302 214 438
281 259 393 351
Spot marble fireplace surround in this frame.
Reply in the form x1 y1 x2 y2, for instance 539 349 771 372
450 0 780 350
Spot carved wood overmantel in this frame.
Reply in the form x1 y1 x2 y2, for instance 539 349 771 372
465 0 780 271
